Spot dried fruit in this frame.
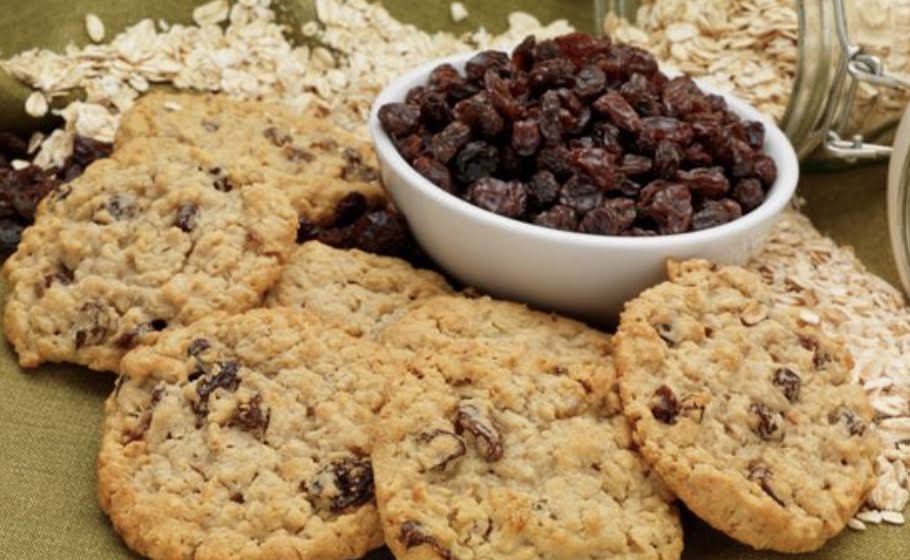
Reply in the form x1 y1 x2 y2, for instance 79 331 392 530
193 360 241 416
399 521 452 560
651 385 680 424
175 203 198 232
772 367 801 403
749 402 784 441
828 406 867 437
579 198 635 235
454 141 498 184
412 157 454 193
525 170 560 210
378 103 421 137
305 457 374 513
429 121 472 163
454 401 503 461
533 205 577 231
73 301 112 349
229 395 269 439
748 463 784 506
691 199 742 231
467 178 527 218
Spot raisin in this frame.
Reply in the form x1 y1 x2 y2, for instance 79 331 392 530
415 429 467 471
209 167 233 192
533 205 578 231
43 265 74 288
454 401 503 461
619 73 662 117
593 91 641 133
559 175 603 214
529 57 577 92
105 194 136 221
651 385 680 424
579 198 635 235
684 142 714 167
73 301 113 349
677 166 730 198
539 90 564 143
639 182 692 235
417 90 452 130
574 64 606 99
749 402 784 441
341 148 379 182
194 360 241 416
305 457 374 513
454 92 505 138
465 50 510 82
680 393 707 422
533 39 561 61
571 147 619 190
454 141 498 184
394 134 425 163
718 137 755 178
71 135 112 168
590 121 623 155
526 170 560 210
114 320 166 350
201 119 220 133
11 170 60 220
378 103 421 138
229 395 269 439
772 368 801 403
555 89 590 135
614 178 643 198
399 521 452 560
429 64 463 93
485 69 523 121
691 199 742 231
187 338 211 357
467 178 527 218
429 121 472 164
732 178 765 212
175 203 198 232
656 322 678 346
0 218 24 253
331 192 368 228
618 154 652 176
745 121 765 150
654 141 683 179
511 119 542 157
615 44 659 76
511 34 536 71
262 126 292 147
828 406 866 437
283 145 315 163
638 117 694 152
661 76 709 117
297 216 322 243
349 209 412 257
624 227 658 237
123 385 164 444
536 145 575 179
747 463 784 506
752 154 778 186
412 157 454 193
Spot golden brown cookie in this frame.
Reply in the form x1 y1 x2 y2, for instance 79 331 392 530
116 92 387 223
372 295 683 560
98 307 389 560
615 259 880 552
3 138 297 372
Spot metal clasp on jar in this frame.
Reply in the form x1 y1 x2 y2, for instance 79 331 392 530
823 0 910 160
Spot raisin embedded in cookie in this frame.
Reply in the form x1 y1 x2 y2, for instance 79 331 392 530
265 241 451 338
116 92 387 224
615 259 880 553
2 138 297 371
98 308 388 560
372 295 683 560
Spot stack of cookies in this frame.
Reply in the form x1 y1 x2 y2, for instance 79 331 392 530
2 92 879 560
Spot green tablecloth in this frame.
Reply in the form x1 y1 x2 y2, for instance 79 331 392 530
0 2 906 559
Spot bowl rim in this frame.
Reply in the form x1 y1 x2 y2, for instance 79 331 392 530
369 50 799 250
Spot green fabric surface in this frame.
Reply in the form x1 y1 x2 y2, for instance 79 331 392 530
0 1 906 559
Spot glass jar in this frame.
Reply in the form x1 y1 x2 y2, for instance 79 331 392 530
596 0 910 162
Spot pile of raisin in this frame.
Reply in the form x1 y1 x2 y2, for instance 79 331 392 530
379 32 777 237
0 133 111 254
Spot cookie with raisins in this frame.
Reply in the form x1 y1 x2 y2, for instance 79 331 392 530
615 259 879 552
372 296 682 560
3 138 297 372
116 92 387 224
265 241 451 337
98 308 388 560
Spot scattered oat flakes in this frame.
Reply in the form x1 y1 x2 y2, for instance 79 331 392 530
27 132 44 154
10 160 30 171
450 2 469 23
85 13 105 43
847 518 867 531
880 510 905 525
162 101 182 112
24 91 48 117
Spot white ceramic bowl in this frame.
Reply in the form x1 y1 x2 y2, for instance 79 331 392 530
369 52 799 324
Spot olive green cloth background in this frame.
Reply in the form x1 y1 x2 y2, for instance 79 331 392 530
0 1 906 559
